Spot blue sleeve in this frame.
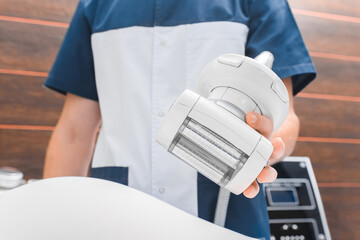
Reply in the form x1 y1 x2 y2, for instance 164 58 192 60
245 0 316 95
44 1 98 101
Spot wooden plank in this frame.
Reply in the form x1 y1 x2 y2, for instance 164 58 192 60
0 0 77 23
289 0 360 18
0 74 64 126
2 6 359 77
319 187 360 239
294 97 360 139
2 132 358 183
2 0 359 24
0 129 51 180
294 15 360 57
293 142 360 183
302 57 360 97
0 21 65 72
2 0 359 60
3 78 356 139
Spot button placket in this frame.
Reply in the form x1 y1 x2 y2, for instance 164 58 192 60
151 0 165 197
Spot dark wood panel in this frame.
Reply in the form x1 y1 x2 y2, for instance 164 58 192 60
302 57 360 97
320 187 360 239
0 74 64 126
289 0 360 18
293 142 360 182
0 0 78 23
0 129 51 180
1 76 359 139
0 21 65 72
295 98 360 139
2 132 359 183
294 15 360 56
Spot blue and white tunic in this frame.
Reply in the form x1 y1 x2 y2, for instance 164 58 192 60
45 0 316 239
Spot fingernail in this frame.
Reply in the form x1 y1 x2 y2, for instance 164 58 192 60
249 184 260 198
248 184 255 192
278 139 285 155
269 167 278 182
250 114 257 124
245 185 256 198
273 138 285 157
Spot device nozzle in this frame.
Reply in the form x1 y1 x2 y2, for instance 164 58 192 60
254 51 274 69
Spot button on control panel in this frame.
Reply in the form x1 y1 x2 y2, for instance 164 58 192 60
279 235 305 240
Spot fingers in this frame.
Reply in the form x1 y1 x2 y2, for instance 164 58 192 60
243 167 278 198
246 112 274 139
243 112 282 198
243 180 260 198
257 166 278 183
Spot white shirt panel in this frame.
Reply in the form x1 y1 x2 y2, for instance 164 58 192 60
91 21 248 216
92 26 154 194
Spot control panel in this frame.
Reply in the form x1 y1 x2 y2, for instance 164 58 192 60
264 157 331 240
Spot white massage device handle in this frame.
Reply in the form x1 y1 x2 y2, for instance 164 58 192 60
197 51 289 131
197 52 289 193
0 177 257 240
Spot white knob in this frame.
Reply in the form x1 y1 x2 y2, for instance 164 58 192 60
254 51 274 69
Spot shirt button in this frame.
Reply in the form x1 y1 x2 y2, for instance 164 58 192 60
160 40 166 46
158 187 165 193
158 111 164 117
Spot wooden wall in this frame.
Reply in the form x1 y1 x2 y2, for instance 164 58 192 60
0 0 359 239
287 1 360 239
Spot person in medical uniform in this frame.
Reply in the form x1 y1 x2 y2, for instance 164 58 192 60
43 0 316 239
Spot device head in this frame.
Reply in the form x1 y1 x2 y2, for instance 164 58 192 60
156 52 289 194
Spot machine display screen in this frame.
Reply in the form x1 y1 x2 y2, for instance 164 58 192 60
268 188 299 206
271 190 296 203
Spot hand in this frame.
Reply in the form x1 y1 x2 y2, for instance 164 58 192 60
241 112 286 198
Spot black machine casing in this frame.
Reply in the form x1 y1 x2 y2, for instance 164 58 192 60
264 157 331 240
